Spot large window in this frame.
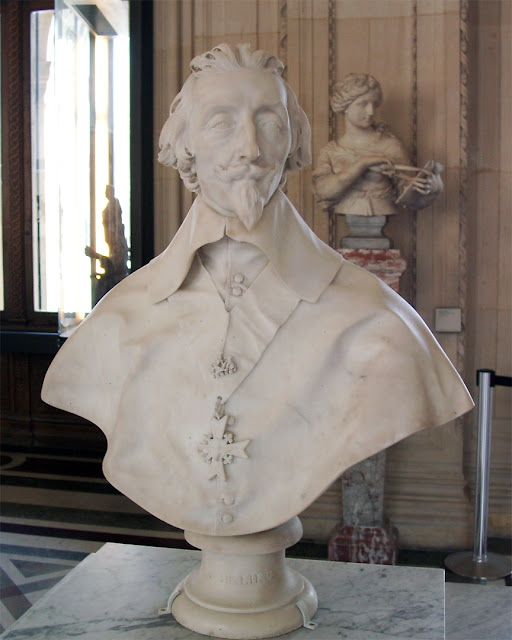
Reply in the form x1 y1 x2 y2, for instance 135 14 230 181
54 0 131 335
0 0 153 343
30 1 131 334
31 9 57 312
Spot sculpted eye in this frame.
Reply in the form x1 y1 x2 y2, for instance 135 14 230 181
213 120 233 130
207 115 234 131
257 115 283 134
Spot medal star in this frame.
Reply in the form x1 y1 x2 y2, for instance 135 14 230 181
210 354 237 378
199 415 250 481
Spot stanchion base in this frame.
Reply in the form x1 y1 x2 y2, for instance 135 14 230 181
445 551 512 580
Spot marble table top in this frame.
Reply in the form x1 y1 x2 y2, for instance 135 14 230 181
1 543 446 639
445 581 512 640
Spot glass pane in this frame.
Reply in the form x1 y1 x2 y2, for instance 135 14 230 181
31 10 58 312
52 0 131 335
54 3 93 331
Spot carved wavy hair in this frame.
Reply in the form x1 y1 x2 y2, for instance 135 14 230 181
158 43 312 193
330 73 383 114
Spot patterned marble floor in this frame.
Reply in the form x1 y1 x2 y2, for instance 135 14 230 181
0 531 102 634
0 444 189 634
1 444 510 635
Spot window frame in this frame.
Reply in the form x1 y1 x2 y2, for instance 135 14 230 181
0 0 153 349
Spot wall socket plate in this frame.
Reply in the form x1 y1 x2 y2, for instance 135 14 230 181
435 308 462 333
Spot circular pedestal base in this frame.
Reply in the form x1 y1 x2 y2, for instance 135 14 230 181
172 572 317 640
168 518 318 639
445 551 512 580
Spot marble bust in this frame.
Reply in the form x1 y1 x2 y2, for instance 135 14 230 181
42 42 472 536
42 43 472 637
313 73 443 247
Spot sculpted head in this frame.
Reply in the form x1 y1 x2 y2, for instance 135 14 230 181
158 43 311 230
331 73 383 130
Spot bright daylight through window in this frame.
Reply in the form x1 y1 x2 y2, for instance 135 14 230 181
31 1 130 335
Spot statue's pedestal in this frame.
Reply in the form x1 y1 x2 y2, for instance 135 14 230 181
2 542 451 640
171 517 317 639
328 523 399 565
339 215 391 249
338 248 407 294
333 249 407 565
329 449 399 565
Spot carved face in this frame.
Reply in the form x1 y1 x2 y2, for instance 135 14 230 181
344 89 380 130
187 68 292 229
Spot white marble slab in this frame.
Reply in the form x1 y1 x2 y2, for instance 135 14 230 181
1 543 445 639
445 582 512 640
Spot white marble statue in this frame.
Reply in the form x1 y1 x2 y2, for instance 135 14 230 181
42 41 472 537
42 44 473 637
313 73 443 247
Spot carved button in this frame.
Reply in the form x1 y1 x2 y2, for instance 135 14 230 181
221 512 234 524
221 496 236 506
230 286 244 297
233 273 245 284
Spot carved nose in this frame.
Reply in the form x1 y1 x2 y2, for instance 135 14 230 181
236 119 260 162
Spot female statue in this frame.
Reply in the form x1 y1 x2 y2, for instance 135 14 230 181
313 74 442 246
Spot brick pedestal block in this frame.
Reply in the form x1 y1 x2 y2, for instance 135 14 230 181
328 523 399 565
331 248 406 565
338 248 407 293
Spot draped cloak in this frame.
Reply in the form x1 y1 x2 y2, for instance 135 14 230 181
42 190 473 536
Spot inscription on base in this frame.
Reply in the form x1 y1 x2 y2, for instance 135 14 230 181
219 571 273 585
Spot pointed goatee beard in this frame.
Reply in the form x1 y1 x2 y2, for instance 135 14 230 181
233 180 265 231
